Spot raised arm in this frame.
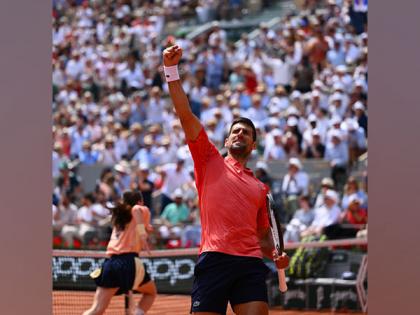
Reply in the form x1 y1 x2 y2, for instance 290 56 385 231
163 45 202 141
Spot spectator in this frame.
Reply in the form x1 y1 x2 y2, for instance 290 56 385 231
341 176 368 210
78 140 100 165
324 130 349 190
159 158 193 213
131 163 156 218
343 118 367 167
284 195 315 243
55 192 79 247
54 161 82 203
52 142 69 179
264 129 287 161
353 101 368 137
254 161 273 189
302 129 325 158
158 189 190 240
324 194 367 240
99 135 120 166
314 177 335 208
76 193 97 246
281 158 310 221
301 189 341 237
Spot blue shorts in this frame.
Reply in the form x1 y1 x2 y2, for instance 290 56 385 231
94 253 151 295
190 252 269 314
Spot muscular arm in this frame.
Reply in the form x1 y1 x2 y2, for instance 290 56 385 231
258 227 275 259
164 45 202 141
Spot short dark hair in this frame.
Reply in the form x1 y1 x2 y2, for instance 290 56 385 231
228 117 257 141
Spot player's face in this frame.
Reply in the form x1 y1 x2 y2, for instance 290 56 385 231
225 122 256 158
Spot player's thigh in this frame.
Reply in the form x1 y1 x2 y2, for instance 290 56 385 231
136 280 157 295
229 258 269 309
232 301 269 315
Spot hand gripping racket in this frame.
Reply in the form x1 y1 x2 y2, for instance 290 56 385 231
266 193 288 292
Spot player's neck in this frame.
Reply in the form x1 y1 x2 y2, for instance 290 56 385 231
227 152 249 168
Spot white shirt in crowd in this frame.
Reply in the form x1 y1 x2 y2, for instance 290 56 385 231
282 171 310 196
310 204 341 228
160 163 192 197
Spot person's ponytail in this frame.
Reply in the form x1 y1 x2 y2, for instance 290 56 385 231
110 202 132 231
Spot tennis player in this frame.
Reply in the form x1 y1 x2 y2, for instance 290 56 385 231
163 45 289 315
83 190 157 315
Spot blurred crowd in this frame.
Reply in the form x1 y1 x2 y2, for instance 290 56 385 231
52 0 368 249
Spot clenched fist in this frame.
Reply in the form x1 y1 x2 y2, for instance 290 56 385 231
273 250 290 269
163 45 182 67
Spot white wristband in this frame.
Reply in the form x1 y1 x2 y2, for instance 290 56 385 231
163 65 180 82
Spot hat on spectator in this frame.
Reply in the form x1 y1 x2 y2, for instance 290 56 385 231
331 92 342 102
173 189 183 199
114 161 130 174
290 90 302 100
267 117 279 126
344 34 354 42
286 106 299 117
311 90 321 98
288 157 302 170
105 135 115 143
313 80 324 89
348 194 362 205
321 177 334 188
325 189 338 203
287 116 299 127
161 136 171 145
256 161 269 172
308 113 317 122
334 33 344 43
345 119 359 131
130 123 143 132
336 65 347 73
271 128 283 137
144 135 154 145
330 129 342 140
354 79 365 87
267 30 276 40
139 163 149 171
330 115 341 126
353 101 365 111
312 129 321 137
269 106 281 115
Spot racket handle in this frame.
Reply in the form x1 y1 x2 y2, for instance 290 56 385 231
278 268 288 292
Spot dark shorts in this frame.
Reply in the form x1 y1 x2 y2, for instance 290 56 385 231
94 253 151 295
190 252 269 314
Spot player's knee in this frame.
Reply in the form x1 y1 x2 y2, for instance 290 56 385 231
146 282 158 297
89 303 107 315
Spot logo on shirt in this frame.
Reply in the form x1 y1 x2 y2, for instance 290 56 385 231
193 301 200 307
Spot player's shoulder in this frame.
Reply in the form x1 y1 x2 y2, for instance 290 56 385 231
253 176 270 194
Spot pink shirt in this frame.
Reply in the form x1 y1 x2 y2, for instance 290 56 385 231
187 127 269 258
106 205 148 256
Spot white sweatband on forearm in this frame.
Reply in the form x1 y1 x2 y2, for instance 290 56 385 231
163 65 180 82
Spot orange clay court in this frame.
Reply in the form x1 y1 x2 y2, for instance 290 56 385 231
53 292 364 315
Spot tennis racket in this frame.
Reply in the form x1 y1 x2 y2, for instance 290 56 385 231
266 193 288 292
